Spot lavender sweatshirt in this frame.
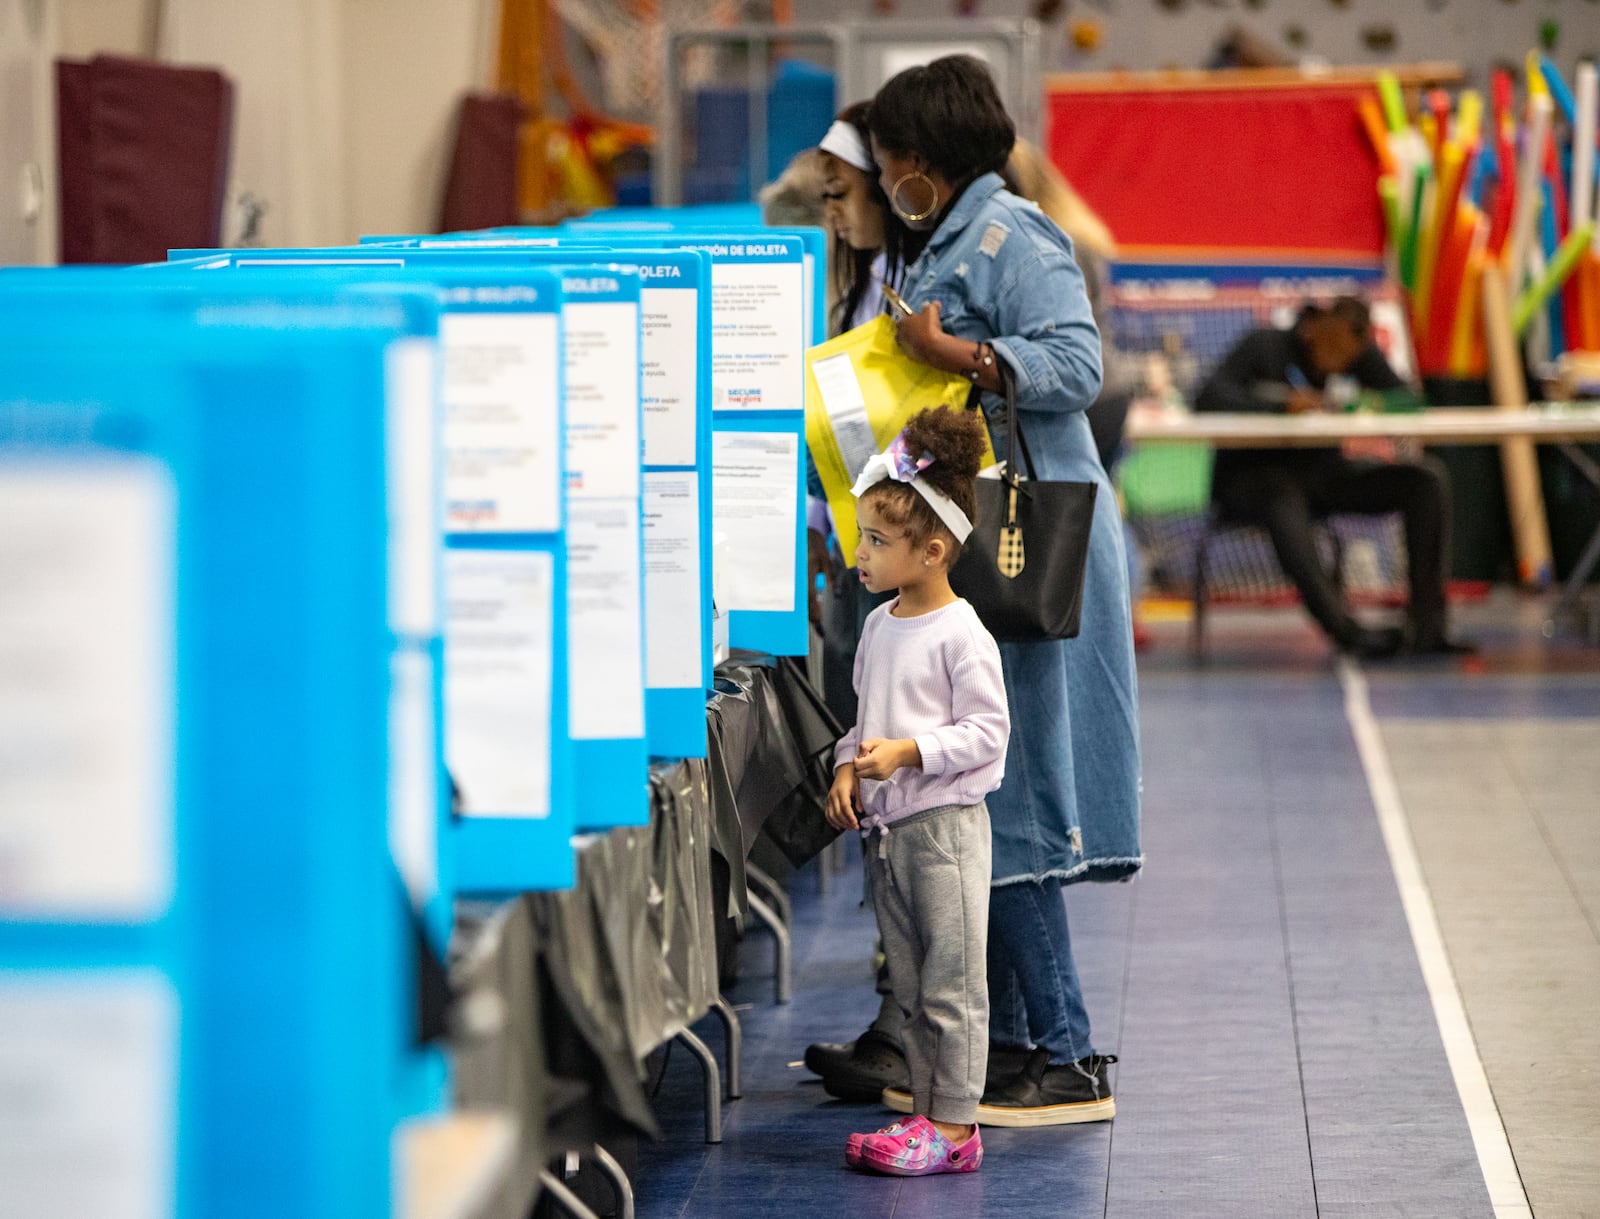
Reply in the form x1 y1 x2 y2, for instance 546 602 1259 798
835 597 1010 827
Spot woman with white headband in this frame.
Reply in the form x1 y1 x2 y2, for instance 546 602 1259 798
823 404 1009 1177
817 101 923 335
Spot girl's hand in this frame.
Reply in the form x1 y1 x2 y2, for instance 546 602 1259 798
854 738 921 781
826 764 861 830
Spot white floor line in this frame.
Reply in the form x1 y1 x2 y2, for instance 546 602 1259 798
1338 660 1532 1219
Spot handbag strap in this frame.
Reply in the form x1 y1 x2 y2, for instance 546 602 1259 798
968 355 1037 486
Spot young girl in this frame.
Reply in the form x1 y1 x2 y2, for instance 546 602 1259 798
825 406 1010 1176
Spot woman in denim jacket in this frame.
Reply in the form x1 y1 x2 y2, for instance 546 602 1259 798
868 55 1143 1126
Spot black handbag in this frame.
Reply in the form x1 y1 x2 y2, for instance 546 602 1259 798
949 362 1098 641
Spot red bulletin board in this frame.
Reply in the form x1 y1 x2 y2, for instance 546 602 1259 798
1045 67 1459 260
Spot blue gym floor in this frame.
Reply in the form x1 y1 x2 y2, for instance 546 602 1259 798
637 592 1600 1218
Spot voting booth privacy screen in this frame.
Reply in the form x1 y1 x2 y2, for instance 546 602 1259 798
0 301 416 1219
0 206 821 1215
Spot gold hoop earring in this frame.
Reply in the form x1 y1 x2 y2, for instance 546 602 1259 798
891 171 940 223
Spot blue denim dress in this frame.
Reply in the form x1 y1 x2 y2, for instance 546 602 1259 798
900 174 1143 886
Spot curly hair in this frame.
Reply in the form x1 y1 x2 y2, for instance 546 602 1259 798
859 404 988 560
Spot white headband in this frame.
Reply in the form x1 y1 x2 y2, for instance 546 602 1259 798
819 120 875 174
850 442 974 544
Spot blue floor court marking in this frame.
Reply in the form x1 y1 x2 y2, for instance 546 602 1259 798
635 665 1497 1217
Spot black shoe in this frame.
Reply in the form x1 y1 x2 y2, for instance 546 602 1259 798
802 1040 855 1078
981 1042 1035 1102
1339 625 1406 660
977 1048 1118 1127
885 1042 1038 1114
805 1028 909 1102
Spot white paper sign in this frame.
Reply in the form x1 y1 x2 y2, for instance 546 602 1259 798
388 337 442 636
566 500 646 739
711 261 804 411
810 350 880 479
444 550 554 818
565 299 641 500
711 431 799 613
389 649 438 906
0 971 178 1219
640 287 699 467
0 460 175 921
441 313 562 534
643 472 704 689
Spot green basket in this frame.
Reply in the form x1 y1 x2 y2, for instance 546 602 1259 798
1116 442 1214 518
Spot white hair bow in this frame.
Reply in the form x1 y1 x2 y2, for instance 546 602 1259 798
850 432 974 542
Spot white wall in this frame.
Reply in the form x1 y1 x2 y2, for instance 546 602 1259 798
339 0 498 242
0 0 59 265
58 0 157 59
45 0 498 253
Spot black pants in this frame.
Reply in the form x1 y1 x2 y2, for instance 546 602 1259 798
1213 455 1451 646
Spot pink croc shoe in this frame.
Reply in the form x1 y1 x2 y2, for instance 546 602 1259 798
853 1115 983 1176
845 1119 912 1169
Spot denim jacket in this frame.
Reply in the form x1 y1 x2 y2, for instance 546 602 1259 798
901 172 1143 886
901 173 1102 429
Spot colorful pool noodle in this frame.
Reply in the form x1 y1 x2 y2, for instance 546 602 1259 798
1503 92 1553 291
1580 253 1600 351
1539 55 1577 127
1378 176 1404 265
1419 112 1438 159
1481 260 1555 590
1473 138 1499 209
1377 71 1408 134
1448 243 1489 377
1401 160 1430 290
1488 70 1517 255
1454 89 1483 148
1428 90 1452 162
1414 140 1467 344
1512 221 1597 335
1538 179 1567 354
1574 64 1596 252
1544 133 1569 239
1358 93 1397 176
1426 201 1482 374
1527 52 1550 101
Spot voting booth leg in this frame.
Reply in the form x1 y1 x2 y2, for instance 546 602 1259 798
674 1029 724 1143
538 1170 605 1219
744 862 792 929
586 1144 635 1219
745 892 792 1006
710 995 744 1100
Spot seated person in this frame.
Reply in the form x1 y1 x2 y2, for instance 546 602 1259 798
1195 296 1471 657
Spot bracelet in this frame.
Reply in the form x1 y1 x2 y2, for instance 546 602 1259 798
967 341 995 383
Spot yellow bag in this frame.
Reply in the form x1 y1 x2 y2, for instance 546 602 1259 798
804 314 993 567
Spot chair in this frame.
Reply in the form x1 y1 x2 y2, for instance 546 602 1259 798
1190 506 1345 660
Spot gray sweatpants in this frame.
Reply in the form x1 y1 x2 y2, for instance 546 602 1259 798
865 802 992 1125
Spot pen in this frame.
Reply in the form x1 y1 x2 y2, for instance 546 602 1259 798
881 284 915 317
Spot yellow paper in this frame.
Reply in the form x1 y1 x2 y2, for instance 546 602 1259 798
804 313 994 567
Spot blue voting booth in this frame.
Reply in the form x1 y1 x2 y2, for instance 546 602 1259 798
353 243 716 761
363 218 818 661
178 250 656 838
1 202 825 1217
0 267 477 940
0 295 418 1219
